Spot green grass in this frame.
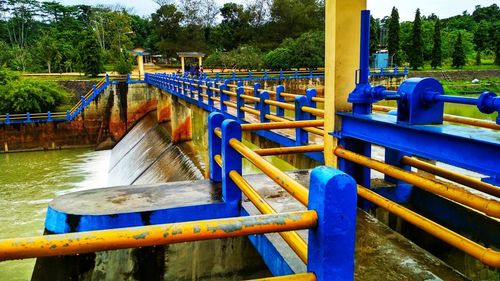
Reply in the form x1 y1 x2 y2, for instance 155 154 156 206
441 77 500 95
21 75 102 81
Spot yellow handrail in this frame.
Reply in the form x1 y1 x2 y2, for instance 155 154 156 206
0 211 317 261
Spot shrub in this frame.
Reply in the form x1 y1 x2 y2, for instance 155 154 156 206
0 65 20 86
114 51 135 74
264 47 293 70
0 79 70 114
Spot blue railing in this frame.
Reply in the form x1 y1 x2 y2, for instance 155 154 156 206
0 75 111 125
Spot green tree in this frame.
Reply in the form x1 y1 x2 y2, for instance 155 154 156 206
387 7 400 65
473 20 489 65
0 65 19 85
452 32 466 68
78 30 104 77
36 31 59 73
114 50 134 74
151 4 183 58
264 47 292 70
370 16 380 55
431 19 442 69
0 79 69 113
409 9 424 70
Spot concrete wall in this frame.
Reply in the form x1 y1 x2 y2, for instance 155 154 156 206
0 83 157 152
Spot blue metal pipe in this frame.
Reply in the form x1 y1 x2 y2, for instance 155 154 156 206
359 10 371 85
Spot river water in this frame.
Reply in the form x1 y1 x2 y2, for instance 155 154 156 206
0 149 110 281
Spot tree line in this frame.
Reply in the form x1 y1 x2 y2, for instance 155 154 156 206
0 1 498 75
377 4 500 69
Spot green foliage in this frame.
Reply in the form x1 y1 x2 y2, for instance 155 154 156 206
409 9 424 70
431 19 442 69
78 31 104 77
452 32 466 68
265 47 293 70
387 7 401 65
114 51 135 74
0 65 20 85
473 20 490 64
0 79 69 114
265 31 324 70
370 16 380 55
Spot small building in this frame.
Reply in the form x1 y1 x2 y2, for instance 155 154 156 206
177 52 206 73
129 47 152 79
372 50 389 69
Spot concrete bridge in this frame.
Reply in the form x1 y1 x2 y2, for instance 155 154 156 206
0 4 498 281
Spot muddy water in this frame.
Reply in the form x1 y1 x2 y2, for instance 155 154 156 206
0 149 110 281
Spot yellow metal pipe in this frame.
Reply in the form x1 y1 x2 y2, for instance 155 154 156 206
265 100 296 110
214 154 222 167
241 106 261 116
214 128 222 138
357 185 500 268
241 94 260 102
311 97 324 103
229 170 309 263
372 105 500 130
223 101 237 109
301 106 324 117
0 211 317 261
254 145 324 156
333 147 500 218
280 92 299 98
222 90 237 97
265 115 324 136
246 273 316 281
230 138 309 206
241 120 324 131
401 156 500 198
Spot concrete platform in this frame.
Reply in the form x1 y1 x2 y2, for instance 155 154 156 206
44 171 468 280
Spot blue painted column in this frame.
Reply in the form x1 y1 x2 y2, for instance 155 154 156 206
306 89 317 120
5 113 10 124
26 112 31 123
308 166 357 281
47 111 52 122
197 79 203 104
259 91 270 123
221 119 242 204
220 80 229 112
275 85 285 117
254 83 261 110
209 112 224 182
382 148 413 203
207 80 214 108
65 110 70 121
294 96 310 145
189 78 195 99
236 81 245 119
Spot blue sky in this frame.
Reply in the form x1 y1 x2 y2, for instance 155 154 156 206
52 0 499 21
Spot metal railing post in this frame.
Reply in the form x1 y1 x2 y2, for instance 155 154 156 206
253 83 261 110
207 80 214 108
197 79 203 104
276 85 285 117
189 78 195 99
26 112 31 123
221 119 242 204
47 111 52 122
236 81 245 119
209 112 224 182
308 166 357 281
66 110 70 121
306 88 317 120
294 96 311 145
259 91 270 123
6 113 10 124
220 80 229 112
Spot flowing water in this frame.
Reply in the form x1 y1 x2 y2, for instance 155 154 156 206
0 149 110 281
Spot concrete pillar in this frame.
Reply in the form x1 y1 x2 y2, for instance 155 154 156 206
171 97 192 143
181 57 185 73
324 0 366 167
137 55 144 79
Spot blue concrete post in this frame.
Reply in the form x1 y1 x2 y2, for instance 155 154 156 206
47 111 52 122
276 85 285 117
382 148 413 203
221 119 242 204
253 83 261 110
207 80 214 108
248 71 252 80
80 96 85 110
66 110 70 121
6 113 10 124
26 112 31 123
259 91 270 123
127 74 131 83
106 74 110 83
209 112 224 182
197 79 203 103
306 88 317 121
294 96 310 145
279 69 283 80
236 81 245 119
309 69 313 79
308 166 357 281
294 69 298 78
189 78 195 99
216 72 220 79
264 70 268 81
232 71 236 81
220 80 229 112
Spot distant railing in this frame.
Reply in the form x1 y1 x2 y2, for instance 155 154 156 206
0 75 111 125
